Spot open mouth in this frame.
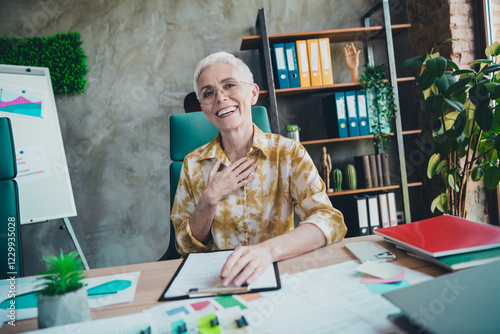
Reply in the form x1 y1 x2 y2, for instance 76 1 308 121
216 106 237 117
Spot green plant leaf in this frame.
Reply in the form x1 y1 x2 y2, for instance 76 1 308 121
469 59 494 65
446 76 471 97
475 107 494 132
484 165 500 189
443 97 463 112
452 69 475 77
424 94 445 113
436 159 449 174
481 63 500 74
471 167 485 182
427 153 441 179
402 55 425 70
435 72 456 96
431 193 447 213
485 82 500 100
447 60 459 71
469 83 490 109
434 136 452 155
426 56 447 77
485 41 500 57
448 173 460 192
434 38 455 48
444 111 460 130
418 68 438 90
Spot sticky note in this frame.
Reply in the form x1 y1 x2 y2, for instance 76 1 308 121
166 306 189 316
197 313 222 334
191 300 212 311
365 279 411 295
215 296 247 310
361 270 406 284
356 261 403 280
239 293 263 302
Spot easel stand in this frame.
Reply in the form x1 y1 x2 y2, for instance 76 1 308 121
62 217 89 270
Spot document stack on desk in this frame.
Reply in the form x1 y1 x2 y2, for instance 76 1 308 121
374 214 500 271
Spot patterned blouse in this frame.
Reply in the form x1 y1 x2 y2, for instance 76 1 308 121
171 124 347 255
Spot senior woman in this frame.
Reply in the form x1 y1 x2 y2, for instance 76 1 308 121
171 51 347 287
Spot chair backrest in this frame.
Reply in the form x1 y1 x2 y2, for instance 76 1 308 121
160 106 271 260
0 117 24 278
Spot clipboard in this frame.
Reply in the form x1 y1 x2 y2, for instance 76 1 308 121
158 250 281 301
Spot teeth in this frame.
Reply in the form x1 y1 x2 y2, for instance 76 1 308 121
217 107 236 117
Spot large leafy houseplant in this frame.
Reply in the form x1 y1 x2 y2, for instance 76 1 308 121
37 250 90 328
403 40 500 217
360 64 398 155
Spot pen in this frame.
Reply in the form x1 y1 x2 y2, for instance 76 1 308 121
188 285 249 297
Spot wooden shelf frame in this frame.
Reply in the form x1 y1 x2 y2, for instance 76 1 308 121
327 182 422 197
241 24 411 50
242 1 416 223
256 77 415 98
301 130 422 146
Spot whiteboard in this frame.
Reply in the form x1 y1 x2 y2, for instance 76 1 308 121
0 64 77 224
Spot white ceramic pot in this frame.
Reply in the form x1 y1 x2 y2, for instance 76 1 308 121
38 287 91 328
287 130 300 142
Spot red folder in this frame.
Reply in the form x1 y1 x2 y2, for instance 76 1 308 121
374 215 500 257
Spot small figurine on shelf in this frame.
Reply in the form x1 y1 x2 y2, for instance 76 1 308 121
286 124 301 141
344 42 361 83
320 146 333 193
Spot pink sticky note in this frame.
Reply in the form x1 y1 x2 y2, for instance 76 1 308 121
361 270 406 284
191 300 212 311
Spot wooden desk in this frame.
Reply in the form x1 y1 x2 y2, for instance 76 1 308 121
4 235 447 333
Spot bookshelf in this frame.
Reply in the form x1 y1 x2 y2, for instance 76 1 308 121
240 1 418 224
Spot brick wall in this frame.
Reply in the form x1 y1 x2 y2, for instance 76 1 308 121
405 0 489 222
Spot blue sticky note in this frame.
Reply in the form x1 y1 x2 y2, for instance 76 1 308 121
365 279 411 295
166 306 189 316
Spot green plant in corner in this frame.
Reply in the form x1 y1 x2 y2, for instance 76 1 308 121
359 64 397 155
402 39 500 217
38 250 86 296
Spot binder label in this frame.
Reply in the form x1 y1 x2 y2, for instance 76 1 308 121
299 43 309 72
310 42 319 71
336 97 346 119
286 49 296 71
319 40 331 70
276 46 286 70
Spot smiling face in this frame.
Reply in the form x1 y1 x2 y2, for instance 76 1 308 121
197 62 259 135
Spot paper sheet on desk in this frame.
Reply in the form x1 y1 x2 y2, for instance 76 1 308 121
163 250 278 299
0 271 141 322
245 260 433 334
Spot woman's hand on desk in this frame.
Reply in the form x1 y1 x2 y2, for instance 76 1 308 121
204 157 257 205
220 244 272 287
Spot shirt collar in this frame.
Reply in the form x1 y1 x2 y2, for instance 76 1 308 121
196 124 270 163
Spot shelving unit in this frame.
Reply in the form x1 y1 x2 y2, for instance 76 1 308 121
240 1 417 224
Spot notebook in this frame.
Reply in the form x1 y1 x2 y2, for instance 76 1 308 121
374 214 500 257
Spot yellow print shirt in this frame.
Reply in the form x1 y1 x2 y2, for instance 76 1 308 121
171 125 347 255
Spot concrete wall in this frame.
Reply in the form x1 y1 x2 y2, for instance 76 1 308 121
1 0 393 274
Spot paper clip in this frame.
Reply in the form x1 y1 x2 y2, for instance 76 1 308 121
375 251 397 261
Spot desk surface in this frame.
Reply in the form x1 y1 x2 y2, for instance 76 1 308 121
4 235 447 333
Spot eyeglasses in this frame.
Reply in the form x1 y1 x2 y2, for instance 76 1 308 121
198 80 252 105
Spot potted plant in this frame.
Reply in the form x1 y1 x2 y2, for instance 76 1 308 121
402 39 500 217
286 124 301 141
359 64 398 155
37 250 90 328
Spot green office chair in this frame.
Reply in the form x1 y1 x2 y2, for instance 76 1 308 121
0 117 24 278
159 106 272 260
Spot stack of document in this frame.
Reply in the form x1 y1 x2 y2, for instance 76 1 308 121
374 214 500 271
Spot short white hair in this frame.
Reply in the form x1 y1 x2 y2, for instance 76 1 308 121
193 51 254 98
